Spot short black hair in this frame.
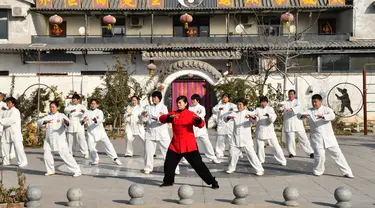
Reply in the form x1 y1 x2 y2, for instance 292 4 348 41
72 94 81 100
90 99 100 105
288 89 296 95
151 91 162 101
5 97 16 105
259 96 268 103
0 92 5 97
191 94 201 102
311 94 323 101
131 95 139 101
221 93 231 99
236 98 248 106
50 100 60 107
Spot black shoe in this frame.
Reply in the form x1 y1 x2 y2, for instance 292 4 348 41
289 154 295 158
310 153 314 159
211 178 219 189
153 155 157 158
160 183 173 187
124 155 132 158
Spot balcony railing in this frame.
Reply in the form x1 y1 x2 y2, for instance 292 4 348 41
31 33 351 45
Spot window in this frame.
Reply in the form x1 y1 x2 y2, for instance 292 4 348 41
102 17 125 37
240 55 259 74
49 22 67 37
173 16 209 37
318 19 336 35
350 56 375 71
0 10 9 40
289 56 317 73
321 55 349 72
258 16 282 36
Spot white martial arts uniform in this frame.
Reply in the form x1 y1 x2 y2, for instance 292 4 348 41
124 105 145 156
253 106 287 166
83 108 120 164
298 106 353 177
0 101 15 159
37 113 81 175
212 102 237 157
225 109 264 174
279 99 313 156
140 103 179 173
64 103 89 156
188 104 218 162
0 107 28 167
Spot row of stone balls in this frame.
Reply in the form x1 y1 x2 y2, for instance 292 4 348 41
24 184 352 207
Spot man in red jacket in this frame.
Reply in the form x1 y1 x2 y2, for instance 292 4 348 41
159 96 219 189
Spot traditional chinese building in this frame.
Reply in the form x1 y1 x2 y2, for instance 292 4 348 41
0 0 375 123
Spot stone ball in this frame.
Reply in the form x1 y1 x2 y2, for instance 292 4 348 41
233 184 249 198
283 187 299 201
334 187 352 202
67 187 83 202
26 186 42 201
178 185 194 200
128 184 144 198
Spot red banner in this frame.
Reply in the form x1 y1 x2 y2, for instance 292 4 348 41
272 0 288 6
328 0 345 6
120 0 137 8
148 0 164 8
36 0 53 8
300 0 317 6
217 0 234 8
64 0 81 8
92 0 108 8
244 0 261 7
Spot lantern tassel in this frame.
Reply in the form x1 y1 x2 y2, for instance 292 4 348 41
184 23 188 29
108 24 113 31
284 21 290 28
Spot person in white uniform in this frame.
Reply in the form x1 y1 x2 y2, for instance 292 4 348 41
82 99 122 166
140 91 180 175
278 89 314 158
124 95 145 157
182 94 220 164
0 97 28 167
224 98 264 176
212 93 237 158
252 96 286 166
299 94 354 178
64 94 89 158
0 93 15 160
37 101 81 177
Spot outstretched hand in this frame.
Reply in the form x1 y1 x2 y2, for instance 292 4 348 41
301 114 309 119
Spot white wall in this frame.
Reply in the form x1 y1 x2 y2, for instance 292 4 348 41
354 0 375 39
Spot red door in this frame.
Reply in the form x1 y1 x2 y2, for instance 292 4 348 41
171 80 211 118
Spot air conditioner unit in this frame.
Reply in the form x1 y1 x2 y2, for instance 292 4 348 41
239 15 254 26
130 16 144 27
12 7 27 17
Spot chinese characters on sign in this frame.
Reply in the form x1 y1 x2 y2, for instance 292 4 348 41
244 0 261 7
272 0 288 6
328 0 345 6
120 0 137 8
64 0 81 8
148 0 164 8
299 0 317 6
92 0 108 8
217 0 234 8
37 0 53 8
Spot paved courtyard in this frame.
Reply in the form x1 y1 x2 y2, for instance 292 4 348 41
2 130 375 207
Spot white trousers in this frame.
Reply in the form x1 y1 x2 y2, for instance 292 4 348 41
215 134 230 157
125 134 145 156
228 145 264 173
1 141 28 166
144 139 179 173
66 130 88 155
87 135 118 162
285 131 314 156
0 141 15 159
44 148 81 174
313 146 353 176
256 137 287 166
181 134 218 163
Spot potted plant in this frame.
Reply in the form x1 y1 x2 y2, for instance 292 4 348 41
0 170 28 207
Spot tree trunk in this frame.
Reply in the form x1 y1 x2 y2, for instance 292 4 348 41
118 115 122 134
113 117 117 136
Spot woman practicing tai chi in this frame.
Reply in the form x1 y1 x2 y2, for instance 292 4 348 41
159 96 219 189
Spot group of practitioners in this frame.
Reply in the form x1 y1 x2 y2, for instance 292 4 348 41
0 88 354 188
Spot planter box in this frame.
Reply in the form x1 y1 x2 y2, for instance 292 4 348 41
7 203 24 208
0 203 7 208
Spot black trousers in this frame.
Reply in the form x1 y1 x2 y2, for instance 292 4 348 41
163 149 215 185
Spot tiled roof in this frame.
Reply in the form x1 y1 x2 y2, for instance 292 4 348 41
141 50 242 60
1 40 375 51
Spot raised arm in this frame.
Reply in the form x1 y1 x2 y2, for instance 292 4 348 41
0 110 18 127
267 108 277 123
322 107 335 121
37 115 50 127
291 100 302 115
64 105 71 115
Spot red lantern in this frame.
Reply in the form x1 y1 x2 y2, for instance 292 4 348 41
281 12 294 27
49 14 63 25
147 61 157 76
103 15 116 31
180 13 193 29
